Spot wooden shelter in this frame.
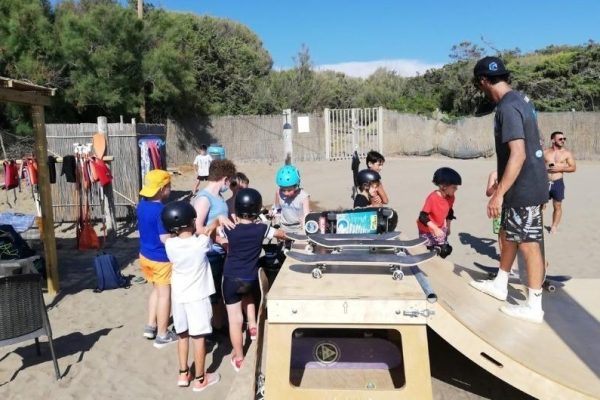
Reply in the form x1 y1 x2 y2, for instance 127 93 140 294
0 76 59 295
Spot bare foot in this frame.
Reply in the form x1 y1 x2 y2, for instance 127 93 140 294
549 226 558 234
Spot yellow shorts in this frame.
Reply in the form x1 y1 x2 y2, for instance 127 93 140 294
139 254 172 285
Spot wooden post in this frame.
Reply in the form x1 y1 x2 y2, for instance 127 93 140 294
97 116 117 241
31 105 59 295
137 0 143 19
378 106 384 153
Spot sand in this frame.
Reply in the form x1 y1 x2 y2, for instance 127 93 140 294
1 156 597 400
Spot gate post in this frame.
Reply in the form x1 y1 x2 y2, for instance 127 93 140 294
324 108 331 160
378 107 384 153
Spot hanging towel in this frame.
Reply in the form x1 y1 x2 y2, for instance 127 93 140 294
61 155 77 183
48 156 57 184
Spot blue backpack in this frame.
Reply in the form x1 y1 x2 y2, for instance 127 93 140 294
93 252 128 292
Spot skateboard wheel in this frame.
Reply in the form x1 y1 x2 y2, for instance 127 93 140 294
305 244 314 253
311 268 323 279
392 270 404 280
544 282 556 292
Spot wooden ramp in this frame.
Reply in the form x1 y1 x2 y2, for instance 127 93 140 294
420 256 600 400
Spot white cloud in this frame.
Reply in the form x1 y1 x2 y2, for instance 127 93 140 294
315 59 444 78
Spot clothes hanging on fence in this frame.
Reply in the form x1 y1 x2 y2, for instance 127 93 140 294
61 155 77 182
48 156 57 184
138 136 165 178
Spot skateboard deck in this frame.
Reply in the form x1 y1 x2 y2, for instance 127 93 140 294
286 250 436 279
286 231 401 242
304 207 398 235
305 236 427 251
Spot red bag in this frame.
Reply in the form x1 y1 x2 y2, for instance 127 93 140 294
3 160 19 190
91 158 113 186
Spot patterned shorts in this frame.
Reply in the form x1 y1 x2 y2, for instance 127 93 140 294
501 205 544 243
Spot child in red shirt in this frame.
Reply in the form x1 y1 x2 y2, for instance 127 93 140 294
417 167 462 258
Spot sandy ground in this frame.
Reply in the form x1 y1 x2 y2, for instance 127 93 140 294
1 156 597 400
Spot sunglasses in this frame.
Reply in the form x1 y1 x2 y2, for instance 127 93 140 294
556 137 567 142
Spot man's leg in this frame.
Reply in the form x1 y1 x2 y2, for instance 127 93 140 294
551 200 562 233
147 285 158 328
469 229 516 301
500 205 545 323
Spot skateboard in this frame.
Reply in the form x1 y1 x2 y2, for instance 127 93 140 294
473 262 571 293
286 250 436 280
287 231 401 242
304 207 398 235
302 236 427 254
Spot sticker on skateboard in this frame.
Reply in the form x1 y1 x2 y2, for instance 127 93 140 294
286 250 436 279
304 207 398 235
287 231 401 242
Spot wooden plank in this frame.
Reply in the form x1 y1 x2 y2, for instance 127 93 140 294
421 256 600 399
31 105 59 295
0 87 51 106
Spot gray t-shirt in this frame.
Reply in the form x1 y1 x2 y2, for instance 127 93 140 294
494 91 548 207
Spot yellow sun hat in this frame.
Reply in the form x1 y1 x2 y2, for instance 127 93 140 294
139 169 171 197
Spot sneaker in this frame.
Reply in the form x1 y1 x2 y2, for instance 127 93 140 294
143 325 157 340
500 304 544 323
177 368 192 387
231 357 243 372
192 372 220 392
153 330 178 349
249 327 258 341
469 279 508 301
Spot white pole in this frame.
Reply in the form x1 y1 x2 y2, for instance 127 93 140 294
324 108 331 160
282 108 293 164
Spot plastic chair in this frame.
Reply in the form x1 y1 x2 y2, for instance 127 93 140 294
0 273 60 380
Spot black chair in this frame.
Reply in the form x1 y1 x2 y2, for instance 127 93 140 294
0 274 60 380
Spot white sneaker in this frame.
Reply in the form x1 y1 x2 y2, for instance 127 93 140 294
469 279 508 301
500 304 544 323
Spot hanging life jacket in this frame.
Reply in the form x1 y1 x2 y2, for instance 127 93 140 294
26 158 39 185
2 160 19 190
91 158 113 186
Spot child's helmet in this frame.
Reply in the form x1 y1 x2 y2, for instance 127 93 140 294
432 167 462 186
276 165 301 187
235 188 263 219
161 201 197 233
356 169 381 187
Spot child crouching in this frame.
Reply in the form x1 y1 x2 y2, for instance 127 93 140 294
162 201 220 392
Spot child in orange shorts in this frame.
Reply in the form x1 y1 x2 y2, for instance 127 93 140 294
137 169 177 348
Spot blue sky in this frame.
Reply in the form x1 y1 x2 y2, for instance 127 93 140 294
60 1 600 77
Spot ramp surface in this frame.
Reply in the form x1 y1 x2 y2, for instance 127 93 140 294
420 256 600 400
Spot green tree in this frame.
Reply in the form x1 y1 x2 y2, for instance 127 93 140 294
55 1 144 120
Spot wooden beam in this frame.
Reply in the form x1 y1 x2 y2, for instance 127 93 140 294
0 87 51 106
31 105 59 295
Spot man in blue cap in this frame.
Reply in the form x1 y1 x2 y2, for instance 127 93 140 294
469 56 549 323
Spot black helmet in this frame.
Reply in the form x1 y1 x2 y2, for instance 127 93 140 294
356 169 381 187
433 167 462 186
161 201 197 233
235 188 262 219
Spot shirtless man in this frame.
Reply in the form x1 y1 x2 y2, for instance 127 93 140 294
544 131 576 234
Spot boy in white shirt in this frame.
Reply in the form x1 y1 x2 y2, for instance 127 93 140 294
162 201 220 392
192 145 213 194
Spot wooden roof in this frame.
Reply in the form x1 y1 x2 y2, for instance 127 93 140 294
0 76 56 106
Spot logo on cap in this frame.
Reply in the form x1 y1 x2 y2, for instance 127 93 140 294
489 62 498 71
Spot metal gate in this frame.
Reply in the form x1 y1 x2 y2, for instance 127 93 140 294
324 107 383 160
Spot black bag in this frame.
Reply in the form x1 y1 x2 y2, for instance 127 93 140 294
93 252 128 292
0 224 36 260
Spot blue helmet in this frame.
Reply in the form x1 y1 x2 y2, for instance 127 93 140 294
276 165 301 187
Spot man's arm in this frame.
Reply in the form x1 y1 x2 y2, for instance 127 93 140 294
562 151 576 173
488 139 526 218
